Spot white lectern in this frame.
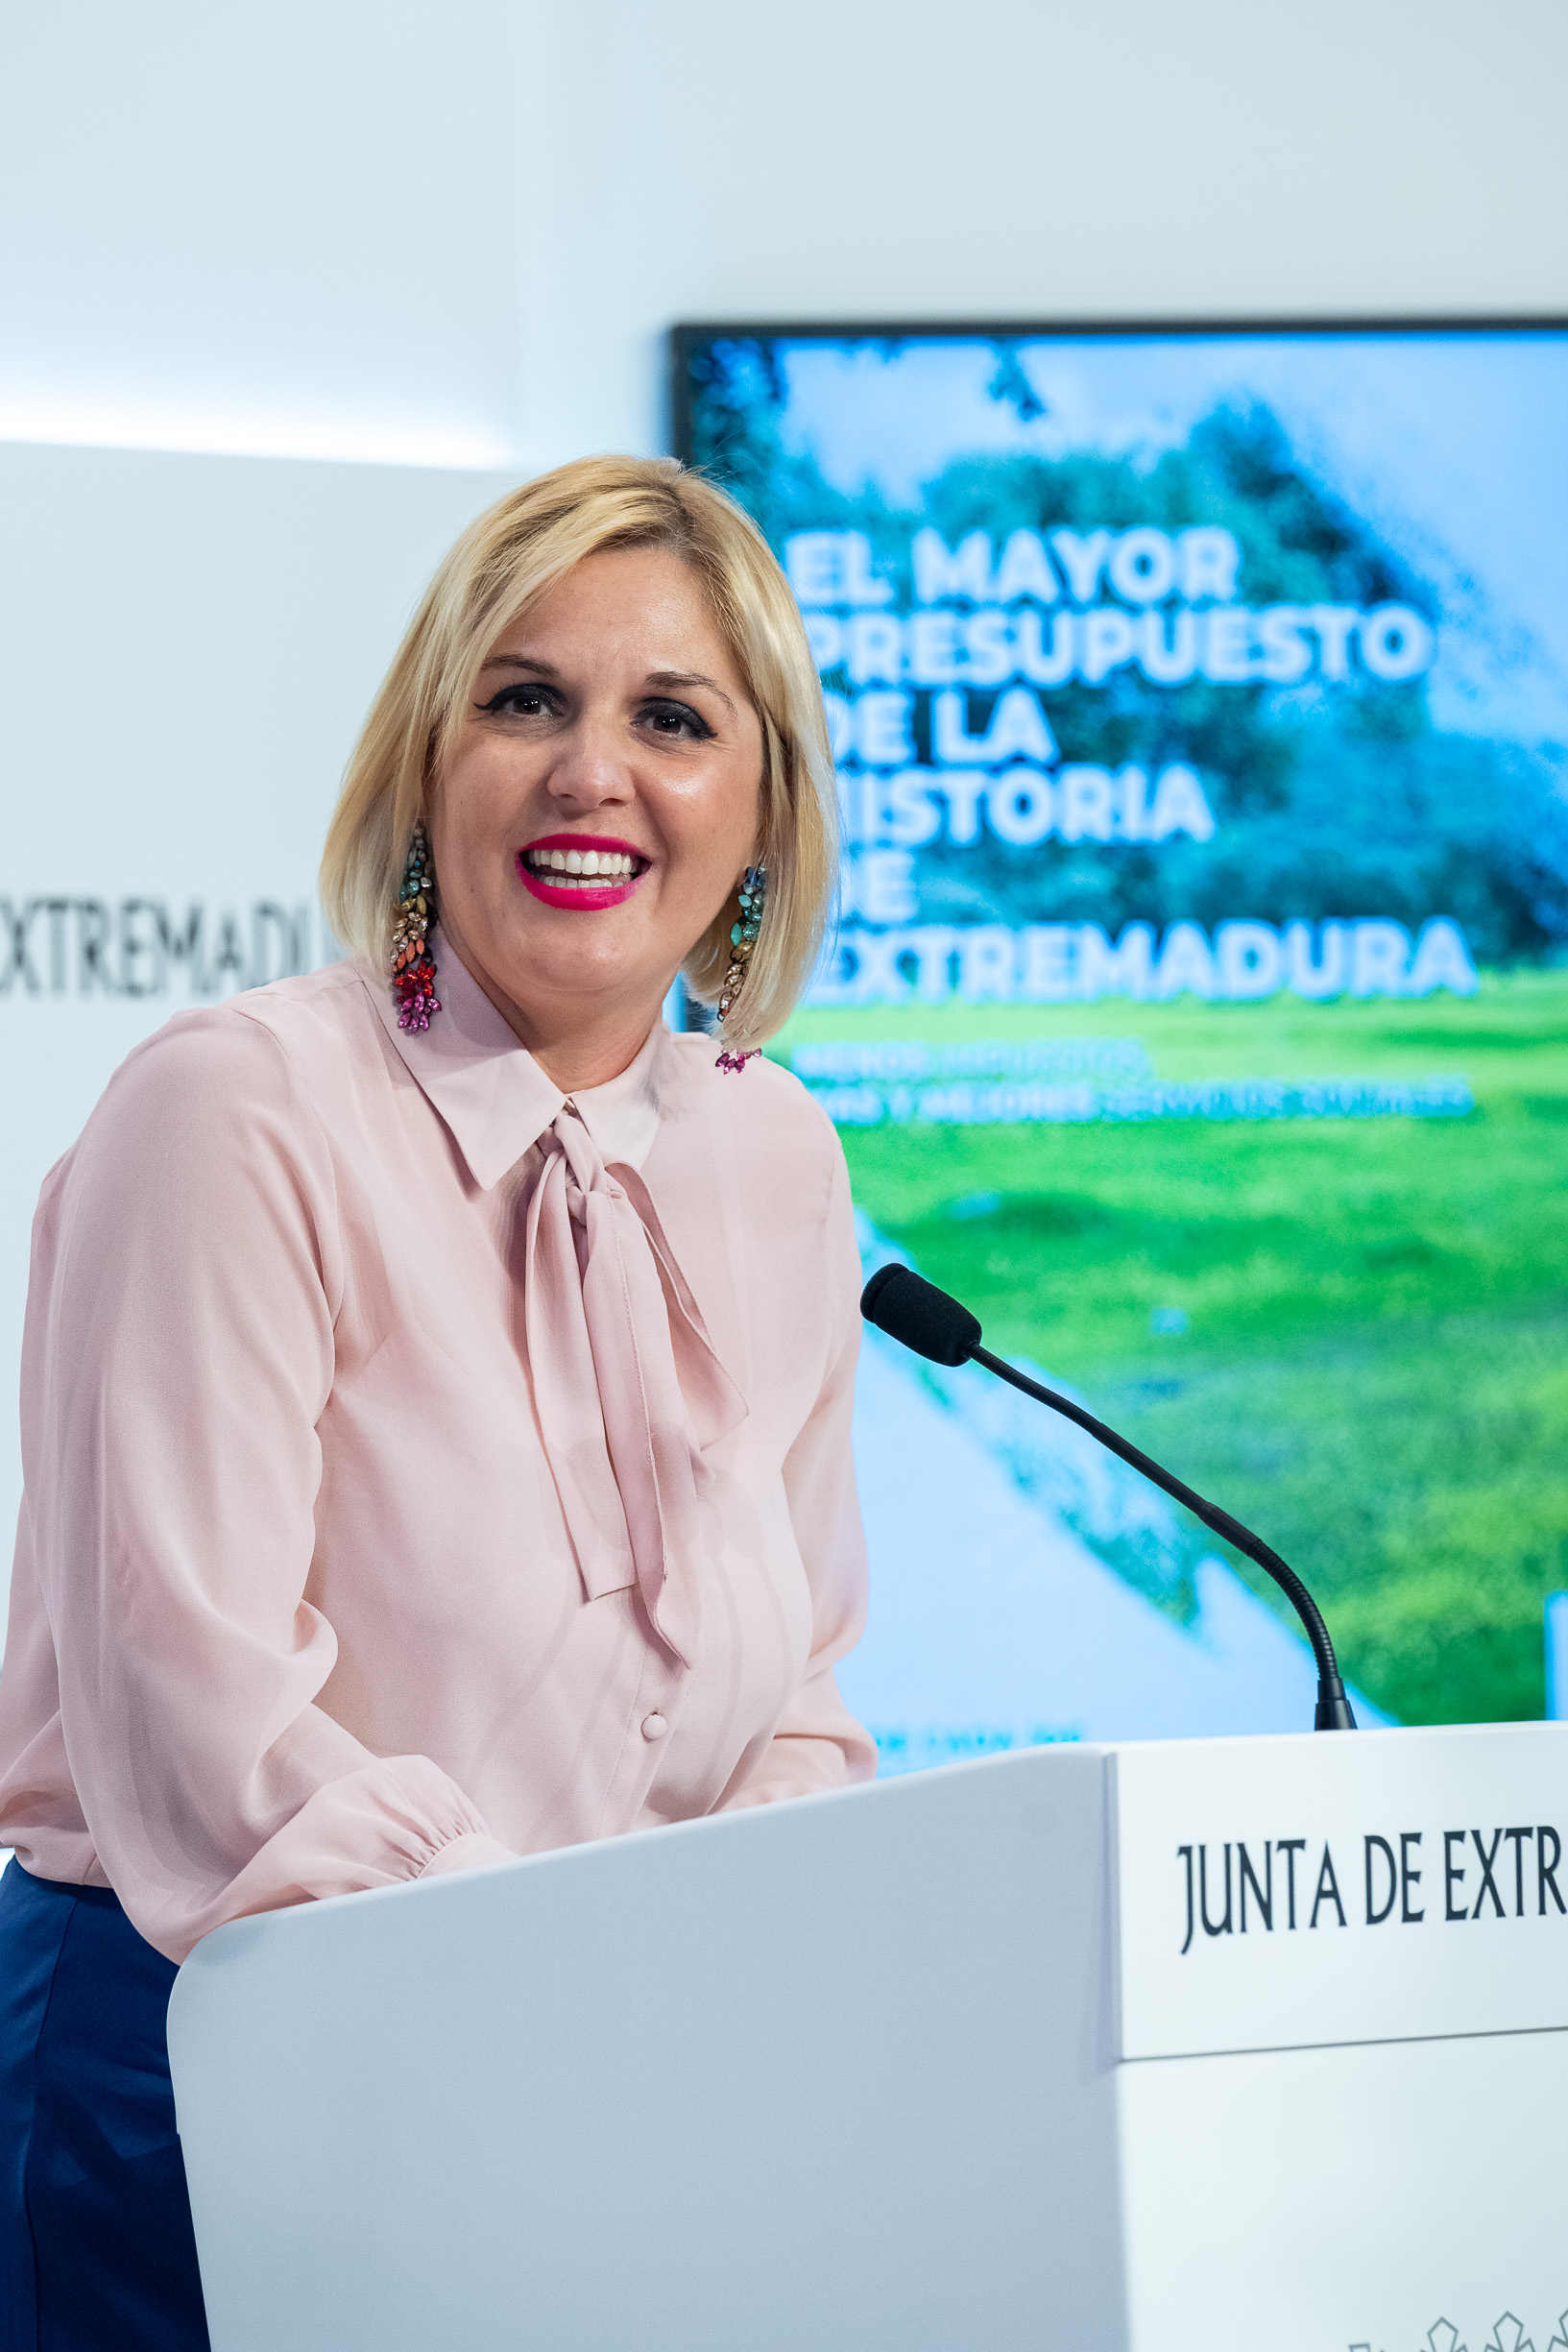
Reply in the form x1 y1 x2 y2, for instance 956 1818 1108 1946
168 1724 1568 2351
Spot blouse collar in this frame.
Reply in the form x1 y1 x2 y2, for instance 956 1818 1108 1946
364 931 664 1190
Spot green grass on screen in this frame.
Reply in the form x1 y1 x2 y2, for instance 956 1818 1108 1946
777 968 1568 1729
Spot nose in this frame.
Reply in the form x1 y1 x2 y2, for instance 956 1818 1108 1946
542 713 634 815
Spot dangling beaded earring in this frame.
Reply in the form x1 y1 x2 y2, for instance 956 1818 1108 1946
390 819 441 1032
715 864 764 1074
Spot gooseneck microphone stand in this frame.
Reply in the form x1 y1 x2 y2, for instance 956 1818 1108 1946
861 1262 1357 1732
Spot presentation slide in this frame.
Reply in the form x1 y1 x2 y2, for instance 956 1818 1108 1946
677 324 1568 1744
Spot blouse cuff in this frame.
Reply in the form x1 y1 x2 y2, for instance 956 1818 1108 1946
416 1831 519 1881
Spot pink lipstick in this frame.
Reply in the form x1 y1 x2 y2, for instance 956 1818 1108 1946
517 832 649 911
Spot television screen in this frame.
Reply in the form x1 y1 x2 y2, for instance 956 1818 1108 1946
674 321 1568 1751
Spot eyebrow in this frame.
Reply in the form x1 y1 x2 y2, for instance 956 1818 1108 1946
644 668 737 717
477 653 737 718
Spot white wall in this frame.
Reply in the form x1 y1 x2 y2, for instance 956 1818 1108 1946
3 1 1565 473
517 0 1568 466
0 0 519 465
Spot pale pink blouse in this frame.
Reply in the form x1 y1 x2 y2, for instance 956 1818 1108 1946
0 942 874 1962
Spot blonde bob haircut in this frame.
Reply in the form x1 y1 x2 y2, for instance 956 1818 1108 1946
320 454 838 1051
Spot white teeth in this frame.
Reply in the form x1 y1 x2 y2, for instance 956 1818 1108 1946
525 847 640 886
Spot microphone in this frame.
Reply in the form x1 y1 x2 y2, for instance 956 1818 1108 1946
861 1263 1356 1733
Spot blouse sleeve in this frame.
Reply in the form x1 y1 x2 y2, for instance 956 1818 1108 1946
19 1009 514 1963
724 1143 878 1808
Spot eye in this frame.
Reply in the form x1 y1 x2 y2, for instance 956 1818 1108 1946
477 681 562 719
639 697 712 741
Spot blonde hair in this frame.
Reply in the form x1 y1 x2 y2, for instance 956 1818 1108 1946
320 454 837 1049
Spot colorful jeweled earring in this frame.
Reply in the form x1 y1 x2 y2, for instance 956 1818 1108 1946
715 864 764 1073
390 819 441 1032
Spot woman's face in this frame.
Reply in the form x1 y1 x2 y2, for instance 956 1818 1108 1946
429 545 763 1055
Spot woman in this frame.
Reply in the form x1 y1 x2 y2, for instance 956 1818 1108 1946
0 456 875 2347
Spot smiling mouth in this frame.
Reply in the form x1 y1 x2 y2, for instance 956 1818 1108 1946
517 834 650 907
522 846 643 885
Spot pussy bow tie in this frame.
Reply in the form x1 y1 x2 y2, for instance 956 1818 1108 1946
520 1109 746 1667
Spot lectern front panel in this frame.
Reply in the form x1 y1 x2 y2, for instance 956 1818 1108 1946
1113 1722 1568 2058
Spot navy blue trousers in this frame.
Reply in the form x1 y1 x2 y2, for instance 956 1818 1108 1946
0 1861 210 2351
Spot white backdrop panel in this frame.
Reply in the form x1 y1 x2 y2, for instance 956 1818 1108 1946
0 444 519 1603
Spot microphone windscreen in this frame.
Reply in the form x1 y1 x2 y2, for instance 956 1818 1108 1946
859 1265 982 1368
